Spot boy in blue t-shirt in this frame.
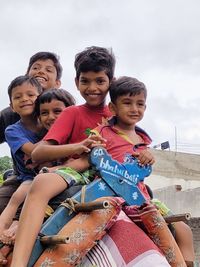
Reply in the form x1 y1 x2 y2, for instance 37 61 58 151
0 84 75 264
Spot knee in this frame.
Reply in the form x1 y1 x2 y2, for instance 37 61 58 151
28 174 52 203
28 174 45 196
178 222 193 235
174 221 193 244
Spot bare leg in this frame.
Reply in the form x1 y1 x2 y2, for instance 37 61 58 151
174 221 195 262
0 182 31 243
10 173 67 267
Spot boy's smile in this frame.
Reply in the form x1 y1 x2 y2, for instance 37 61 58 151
28 59 61 90
76 71 110 107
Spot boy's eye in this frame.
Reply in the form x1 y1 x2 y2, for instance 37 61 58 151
54 109 62 114
40 111 48 116
96 79 106 85
80 79 88 84
31 65 40 71
13 96 21 100
123 101 131 105
138 102 145 107
46 68 54 73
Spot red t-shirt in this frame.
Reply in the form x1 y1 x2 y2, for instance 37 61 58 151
43 104 111 144
92 121 152 200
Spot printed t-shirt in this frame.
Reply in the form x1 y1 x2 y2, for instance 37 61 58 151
43 104 111 145
5 121 41 182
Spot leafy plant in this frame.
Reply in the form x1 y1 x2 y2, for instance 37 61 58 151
0 156 13 174
0 174 3 185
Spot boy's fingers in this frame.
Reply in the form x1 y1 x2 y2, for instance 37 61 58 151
82 139 95 146
89 135 107 143
91 143 106 148
132 151 139 157
82 146 91 153
138 157 155 166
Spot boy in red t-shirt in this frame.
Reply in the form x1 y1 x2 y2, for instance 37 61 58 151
66 76 155 200
10 46 117 266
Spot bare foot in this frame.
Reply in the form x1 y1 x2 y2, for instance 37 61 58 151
0 221 18 245
0 250 7 265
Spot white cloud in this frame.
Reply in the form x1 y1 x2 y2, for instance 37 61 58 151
0 0 200 156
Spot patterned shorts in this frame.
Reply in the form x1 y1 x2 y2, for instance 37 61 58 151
53 167 97 187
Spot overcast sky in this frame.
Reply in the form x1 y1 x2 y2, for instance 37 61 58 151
0 0 200 157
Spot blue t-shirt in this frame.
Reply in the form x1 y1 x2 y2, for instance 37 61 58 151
5 120 41 182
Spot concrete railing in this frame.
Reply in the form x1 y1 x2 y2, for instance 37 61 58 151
151 149 200 181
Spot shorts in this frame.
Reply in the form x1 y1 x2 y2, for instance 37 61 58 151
53 167 97 187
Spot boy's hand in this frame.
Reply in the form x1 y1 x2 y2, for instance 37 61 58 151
133 149 155 166
74 135 106 155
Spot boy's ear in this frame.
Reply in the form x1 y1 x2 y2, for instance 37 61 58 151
9 102 15 113
108 102 117 116
55 80 61 88
75 78 79 90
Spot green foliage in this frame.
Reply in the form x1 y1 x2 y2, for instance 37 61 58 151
0 174 3 185
0 156 13 174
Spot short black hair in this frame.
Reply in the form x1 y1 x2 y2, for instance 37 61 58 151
109 76 147 104
74 46 115 81
34 88 75 116
8 75 42 102
26 52 63 80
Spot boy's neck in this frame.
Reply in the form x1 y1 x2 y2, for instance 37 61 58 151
85 101 106 109
114 123 143 144
20 115 41 132
115 124 135 133
114 119 136 132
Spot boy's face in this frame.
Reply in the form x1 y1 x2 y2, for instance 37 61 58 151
10 82 39 117
75 71 110 107
39 99 66 130
109 92 146 128
28 59 61 90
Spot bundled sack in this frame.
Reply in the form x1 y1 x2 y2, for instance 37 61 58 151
34 197 124 267
81 211 170 267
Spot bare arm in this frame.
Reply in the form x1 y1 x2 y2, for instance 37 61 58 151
66 154 90 172
40 154 90 175
32 136 106 164
21 141 41 156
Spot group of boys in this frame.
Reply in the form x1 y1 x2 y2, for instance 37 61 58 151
0 47 195 267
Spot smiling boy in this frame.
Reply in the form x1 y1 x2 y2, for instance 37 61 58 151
0 52 63 215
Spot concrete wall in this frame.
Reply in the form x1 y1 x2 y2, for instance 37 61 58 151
153 185 200 218
145 149 200 216
150 149 200 181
